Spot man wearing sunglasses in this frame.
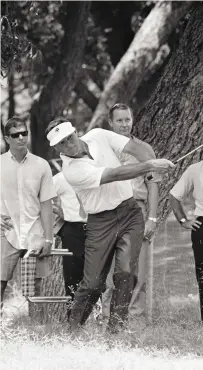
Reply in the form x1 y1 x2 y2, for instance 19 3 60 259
1 117 56 309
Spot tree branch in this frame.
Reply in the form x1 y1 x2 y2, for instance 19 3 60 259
87 1 192 131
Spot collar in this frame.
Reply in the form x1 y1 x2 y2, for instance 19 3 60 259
8 149 29 163
60 153 73 165
60 141 93 162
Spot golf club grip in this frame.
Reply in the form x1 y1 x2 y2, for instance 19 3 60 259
146 158 179 181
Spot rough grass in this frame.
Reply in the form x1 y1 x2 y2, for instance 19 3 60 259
1 293 203 370
1 214 203 369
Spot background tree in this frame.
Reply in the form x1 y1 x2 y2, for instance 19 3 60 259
30 1 90 158
87 1 191 131
133 4 203 223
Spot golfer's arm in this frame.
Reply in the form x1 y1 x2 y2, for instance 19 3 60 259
147 182 159 218
40 199 54 240
169 194 186 222
100 162 153 185
123 139 155 162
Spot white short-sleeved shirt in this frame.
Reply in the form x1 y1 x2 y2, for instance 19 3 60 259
170 161 203 216
1 150 56 250
53 172 87 222
61 128 133 214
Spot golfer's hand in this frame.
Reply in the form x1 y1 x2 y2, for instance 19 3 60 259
148 159 175 173
0 215 13 232
181 218 202 231
144 219 156 240
38 240 52 259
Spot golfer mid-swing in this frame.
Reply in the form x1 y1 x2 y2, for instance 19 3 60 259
47 118 174 332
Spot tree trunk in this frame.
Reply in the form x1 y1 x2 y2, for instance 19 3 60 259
87 1 191 131
30 1 90 159
133 4 203 224
8 72 15 119
74 80 98 111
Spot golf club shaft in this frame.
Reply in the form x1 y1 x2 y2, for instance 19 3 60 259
147 143 203 181
174 143 203 164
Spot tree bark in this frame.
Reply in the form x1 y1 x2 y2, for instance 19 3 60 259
74 80 98 111
30 1 90 159
8 72 15 119
133 4 203 224
87 1 191 131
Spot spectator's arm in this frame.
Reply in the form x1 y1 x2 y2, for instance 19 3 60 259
52 196 64 219
38 199 54 258
169 193 202 231
169 193 186 222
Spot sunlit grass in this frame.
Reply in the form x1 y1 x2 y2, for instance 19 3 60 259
1 294 203 370
1 216 203 369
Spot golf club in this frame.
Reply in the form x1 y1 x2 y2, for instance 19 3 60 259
147 143 203 181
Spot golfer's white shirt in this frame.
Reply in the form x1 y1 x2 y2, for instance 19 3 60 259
53 172 87 222
61 128 133 214
170 161 203 216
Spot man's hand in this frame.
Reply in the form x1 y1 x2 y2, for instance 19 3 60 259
0 215 13 232
38 240 53 259
148 159 175 173
144 219 156 240
181 218 202 231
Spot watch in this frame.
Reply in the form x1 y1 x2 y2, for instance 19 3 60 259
148 217 157 223
179 218 187 224
45 239 53 244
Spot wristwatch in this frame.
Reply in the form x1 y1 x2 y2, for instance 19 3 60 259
148 217 157 223
179 218 187 225
45 239 53 244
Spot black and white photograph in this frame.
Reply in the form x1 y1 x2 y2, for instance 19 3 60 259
1 1 203 369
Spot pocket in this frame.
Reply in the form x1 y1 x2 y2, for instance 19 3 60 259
23 178 40 195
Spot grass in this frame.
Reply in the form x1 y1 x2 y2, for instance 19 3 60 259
1 290 203 370
1 214 203 369
1 313 203 370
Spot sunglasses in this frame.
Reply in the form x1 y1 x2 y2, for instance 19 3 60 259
9 131 28 139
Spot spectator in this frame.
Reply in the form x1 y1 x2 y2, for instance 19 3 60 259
52 170 86 319
170 160 203 321
102 103 160 322
1 117 56 310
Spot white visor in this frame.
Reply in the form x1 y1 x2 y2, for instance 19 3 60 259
47 121 76 146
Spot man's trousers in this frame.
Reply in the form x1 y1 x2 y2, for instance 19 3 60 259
69 197 144 329
102 199 149 319
58 221 86 317
191 216 203 321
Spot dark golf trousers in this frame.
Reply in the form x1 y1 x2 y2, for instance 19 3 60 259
191 216 203 321
58 221 86 318
69 197 144 329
